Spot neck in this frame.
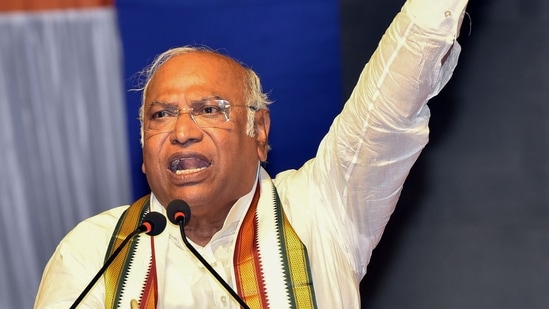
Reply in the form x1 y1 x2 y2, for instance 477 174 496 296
184 219 225 246
183 202 233 246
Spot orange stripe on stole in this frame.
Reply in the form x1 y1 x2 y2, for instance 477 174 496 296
139 236 158 309
234 185 267 308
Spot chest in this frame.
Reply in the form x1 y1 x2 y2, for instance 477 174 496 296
158 235 239 309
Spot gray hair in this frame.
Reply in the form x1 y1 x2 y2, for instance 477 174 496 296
137 45 272 145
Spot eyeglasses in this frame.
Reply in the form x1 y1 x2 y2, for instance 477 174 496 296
142 97 255 132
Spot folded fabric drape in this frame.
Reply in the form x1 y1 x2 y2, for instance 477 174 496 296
0 4 131 308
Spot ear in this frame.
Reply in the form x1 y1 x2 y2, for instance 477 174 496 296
254 109 271 162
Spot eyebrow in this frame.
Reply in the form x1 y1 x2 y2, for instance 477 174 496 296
147 101 178 110
149 101 178 109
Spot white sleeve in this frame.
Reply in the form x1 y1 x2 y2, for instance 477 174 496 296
277 0 469 280
34 207 126 309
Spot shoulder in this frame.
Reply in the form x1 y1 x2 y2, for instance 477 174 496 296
35 206 130 307
58 206 129 256
72 205 129 234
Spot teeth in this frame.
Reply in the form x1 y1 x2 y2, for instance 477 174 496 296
174 167 207 175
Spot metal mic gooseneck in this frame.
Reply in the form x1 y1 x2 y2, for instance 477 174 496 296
167 200 250 309
70 211 166 309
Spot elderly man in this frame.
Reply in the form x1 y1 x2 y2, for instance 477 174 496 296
35 0 469 307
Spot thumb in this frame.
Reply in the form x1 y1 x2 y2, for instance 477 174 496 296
130 299 139 309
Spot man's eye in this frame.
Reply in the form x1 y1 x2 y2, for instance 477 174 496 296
198 105 222 115
151 110 176 120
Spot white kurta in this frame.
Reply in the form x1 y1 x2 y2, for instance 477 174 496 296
34 0 469 308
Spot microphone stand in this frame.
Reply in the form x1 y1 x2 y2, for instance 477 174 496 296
176 221 250 309
70 212 166 308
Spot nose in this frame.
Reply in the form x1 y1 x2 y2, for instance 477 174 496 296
170 112 203 145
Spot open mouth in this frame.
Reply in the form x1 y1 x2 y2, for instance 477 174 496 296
168 157 211 174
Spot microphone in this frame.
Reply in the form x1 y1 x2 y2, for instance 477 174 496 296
167 200 250 309
70 211 167 309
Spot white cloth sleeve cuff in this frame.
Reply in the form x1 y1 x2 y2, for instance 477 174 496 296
402 0 469 36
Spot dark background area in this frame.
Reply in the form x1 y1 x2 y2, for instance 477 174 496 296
342 0 549 308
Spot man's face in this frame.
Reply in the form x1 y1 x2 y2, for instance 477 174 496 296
141 52 270 217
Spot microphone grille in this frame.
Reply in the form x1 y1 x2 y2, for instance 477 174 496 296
166 199 192 226
141 212 167 236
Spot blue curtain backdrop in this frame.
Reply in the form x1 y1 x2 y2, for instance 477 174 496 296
115 0 342 199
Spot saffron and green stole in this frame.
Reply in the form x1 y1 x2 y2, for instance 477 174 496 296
234 185 318 308
104 182 317 308
104 195 157 309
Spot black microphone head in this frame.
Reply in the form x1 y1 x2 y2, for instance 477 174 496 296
166 199 191 226
140 212 167 236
